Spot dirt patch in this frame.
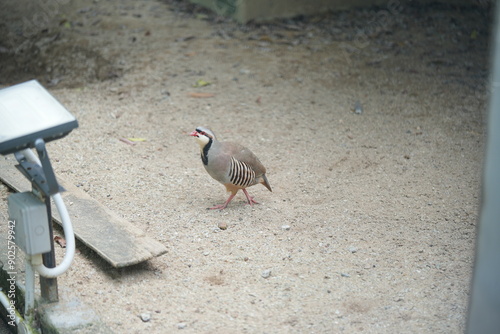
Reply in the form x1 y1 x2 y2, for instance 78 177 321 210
0 0 121 87
0 0 491 333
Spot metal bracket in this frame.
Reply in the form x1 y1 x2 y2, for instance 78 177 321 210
14 143 64 198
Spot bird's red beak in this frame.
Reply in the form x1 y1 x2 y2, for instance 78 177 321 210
189 131 199 137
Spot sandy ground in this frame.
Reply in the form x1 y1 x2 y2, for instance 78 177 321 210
0 0 492 333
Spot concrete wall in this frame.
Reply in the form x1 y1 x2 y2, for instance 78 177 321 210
189 0 471 23
190 0 388 23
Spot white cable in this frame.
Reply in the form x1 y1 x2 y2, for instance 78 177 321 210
0 290 34 332
0 290 21 326
18 149 75 278
20 148 40 165
32 193 75 278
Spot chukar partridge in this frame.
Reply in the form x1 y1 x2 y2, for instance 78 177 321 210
190 127 272 210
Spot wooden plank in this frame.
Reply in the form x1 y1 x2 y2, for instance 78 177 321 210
0 156 167 268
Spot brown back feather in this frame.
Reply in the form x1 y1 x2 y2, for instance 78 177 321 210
220 142 267 176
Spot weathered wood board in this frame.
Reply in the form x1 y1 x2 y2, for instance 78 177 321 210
0 156 167 267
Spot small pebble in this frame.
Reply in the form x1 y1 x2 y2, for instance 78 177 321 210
140 313 151 322
281 225 291 231
348 246 358 253
340 272 350 277
177 322 187 329
261 269 272 279
218 222 228 230
354 101 363 114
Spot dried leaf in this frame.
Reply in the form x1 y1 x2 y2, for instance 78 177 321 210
188 92 215 98
54 236 66 248
128 138 147 142
193 79 211 88
119 138 136 145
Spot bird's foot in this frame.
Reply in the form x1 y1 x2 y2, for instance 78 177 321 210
207 194 235 210
242 189 259 206
208 203 228 210
245 199 259 206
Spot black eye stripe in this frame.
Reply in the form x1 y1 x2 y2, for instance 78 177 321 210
196 129 212 138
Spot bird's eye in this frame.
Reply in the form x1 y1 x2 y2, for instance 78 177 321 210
200 131 206 136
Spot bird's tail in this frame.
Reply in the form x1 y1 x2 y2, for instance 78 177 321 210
261 174 272 192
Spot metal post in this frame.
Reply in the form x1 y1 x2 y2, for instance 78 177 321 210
34 140 59 302
40 195 58 302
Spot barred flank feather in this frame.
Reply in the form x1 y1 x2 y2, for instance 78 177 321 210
229 157 256 188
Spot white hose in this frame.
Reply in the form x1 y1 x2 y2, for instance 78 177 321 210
0 290 36 333
20 148 40 165
19 149 75 278
32 193 75 277
0 290 22 326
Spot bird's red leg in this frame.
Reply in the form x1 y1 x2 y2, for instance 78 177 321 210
242 189 259 206
209 193 236 210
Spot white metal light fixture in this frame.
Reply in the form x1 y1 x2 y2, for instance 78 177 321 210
0 80 78 321
0 80 78 155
